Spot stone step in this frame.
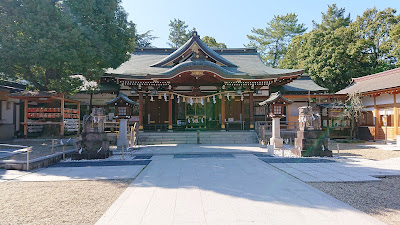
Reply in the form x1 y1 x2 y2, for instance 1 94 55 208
137 131 258 145
139 136 257 140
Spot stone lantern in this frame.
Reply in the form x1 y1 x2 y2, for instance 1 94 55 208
106 92 139 149
259 92 292 148
295 106 332 157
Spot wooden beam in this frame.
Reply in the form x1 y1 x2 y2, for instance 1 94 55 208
221 95 225 130
168 94 172 130
60 94 64 137
139 92 143 130
394 94 398 136
77 102 81 135
241 97 245 122
374 95 379 140
24 100 28 139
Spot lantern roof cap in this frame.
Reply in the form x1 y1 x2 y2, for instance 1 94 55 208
106 92 138 106
258 91 293 106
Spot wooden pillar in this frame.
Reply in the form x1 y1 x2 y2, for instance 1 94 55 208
287 104 291 129
394 94 398 136
374 95 379 140
241 98 245 121
77 102 81 134
60 94 65 137
168 94 173 130
138 92 143 130
221 95 225 129
249 92 254 129
24 99 28 139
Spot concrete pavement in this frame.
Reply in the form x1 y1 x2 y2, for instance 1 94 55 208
97 154 384 225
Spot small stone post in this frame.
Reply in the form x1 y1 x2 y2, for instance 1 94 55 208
118 119 129 150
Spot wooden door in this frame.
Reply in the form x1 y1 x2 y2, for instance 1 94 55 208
148 99 168 124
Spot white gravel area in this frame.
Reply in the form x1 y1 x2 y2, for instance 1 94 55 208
330 142 400 160
0 179 133 225
309 176 400 225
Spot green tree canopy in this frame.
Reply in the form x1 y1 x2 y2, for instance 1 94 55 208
349 7 399 72
167 18 192 48
247 13 307 68
201 36 227 48
134 26 157 48
313 4 351 30
280 5 400 92
390 22 400 66
0 0 135 93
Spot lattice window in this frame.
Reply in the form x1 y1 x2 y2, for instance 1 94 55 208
273 105 282 115
118 107 127 116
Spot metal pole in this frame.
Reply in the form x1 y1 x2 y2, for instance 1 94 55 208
62 145 65 160
337 143 340 157
197 130 200 144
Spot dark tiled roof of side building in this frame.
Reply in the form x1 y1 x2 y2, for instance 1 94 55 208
336 67 400 94
0 80 27 93
272 74 328 94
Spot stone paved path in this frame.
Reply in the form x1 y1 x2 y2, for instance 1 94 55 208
268 157 400 182
97 154 384 225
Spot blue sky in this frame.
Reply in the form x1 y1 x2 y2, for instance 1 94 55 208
121 0 400 48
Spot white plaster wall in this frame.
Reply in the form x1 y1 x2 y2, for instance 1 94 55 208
375 93 394 106
254 90 269 96
288 102 307 116
362 96 374 107
364 106 374 112
1 101 14 124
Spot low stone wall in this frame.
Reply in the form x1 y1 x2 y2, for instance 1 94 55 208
0 149 75 171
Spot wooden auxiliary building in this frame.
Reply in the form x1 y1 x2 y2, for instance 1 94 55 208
9 91 80 138
337 67 400 140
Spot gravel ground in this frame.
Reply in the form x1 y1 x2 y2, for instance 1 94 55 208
0 179 132 225
309 176 400 225
329 142 400 160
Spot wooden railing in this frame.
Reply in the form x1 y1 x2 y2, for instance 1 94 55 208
130 122 138 148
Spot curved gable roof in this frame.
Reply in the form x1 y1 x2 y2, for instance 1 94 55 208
151 30 237 68
159 61 237 77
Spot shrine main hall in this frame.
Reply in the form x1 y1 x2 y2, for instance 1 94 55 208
84 31 305 131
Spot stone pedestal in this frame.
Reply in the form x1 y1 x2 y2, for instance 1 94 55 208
295 106 332 157
270 117 283 148
295 130 331 157
117 119 129 149
73 108 110 160
267 145 275 155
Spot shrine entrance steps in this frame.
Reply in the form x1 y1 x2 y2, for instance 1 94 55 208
138 131 258 145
